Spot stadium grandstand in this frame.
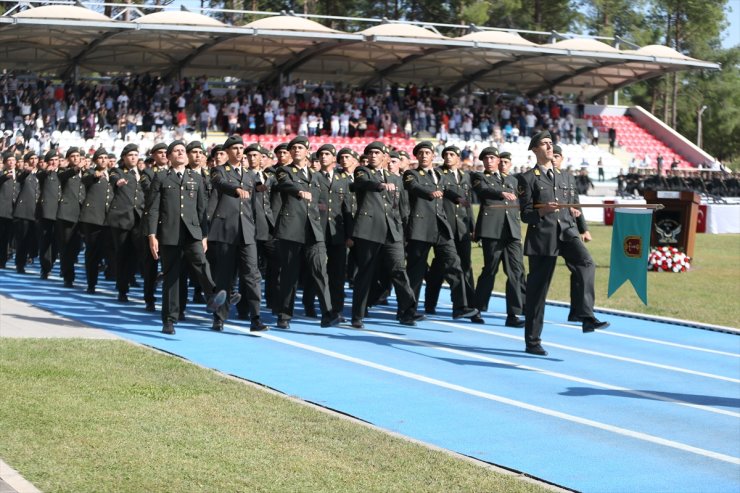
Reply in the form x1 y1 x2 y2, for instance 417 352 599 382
0 0 722 179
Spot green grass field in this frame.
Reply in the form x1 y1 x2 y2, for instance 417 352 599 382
469 224 740 328
0 340 549 493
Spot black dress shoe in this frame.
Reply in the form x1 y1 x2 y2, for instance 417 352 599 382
525 345 548 356
453 307 479 319
582 318 610 333
211 319 224 331
276 319 290 329
206 290 227 312
399 317 417 326
304 308 319 319
250 320 269 332
351 319 365 329
162 323 176 335
471 314 485 324
413 313 426 322
145 302 156 312
117 293 129 303
568 315 582 323
320 314 341 328
505 315 525 328
86 286 96 295
424 307 436 315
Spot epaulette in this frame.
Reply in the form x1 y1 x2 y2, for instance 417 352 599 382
419 170 425 176
291 167 297 173
225 165 231 171
342 173 347 178
534 168 540 176
202 169 209 176
152 166 159 172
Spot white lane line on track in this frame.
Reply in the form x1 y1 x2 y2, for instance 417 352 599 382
431 320 740 384
224 324 740 466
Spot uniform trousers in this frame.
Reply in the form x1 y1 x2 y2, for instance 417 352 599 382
406 236 468 312
473 231 526 315
303 241 347 316
424 237 474 311
13 218 36 272
159 231 217 324
0 217 13 268
524 237 595 347
80 223 109 289
352 236 416 322
56 219 81 283
111 220 146 295
210 240 262 321
257 238 279 311
37 218 57 276
277 238 332 321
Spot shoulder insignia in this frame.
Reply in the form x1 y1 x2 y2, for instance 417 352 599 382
342 173 347 178
404 174 415 182
442 169 448 174
152 166 158 172
291 167 297 173
371 169 376 174
225 165 231 171
534 169 540 176
203 169 209 176
419 170 425 176
555 168 561 174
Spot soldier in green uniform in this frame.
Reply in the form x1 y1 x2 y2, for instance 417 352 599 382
36 149 62 279
56 147 87 287
0 152 18 269
13 152 40 273
145 140 227 335
273 136 339 329
350 141 419 328
249 144 278 312
517 131 609 356
470 147 526 327
78 148 113 294
424 145 475 315
208 136 265 332
107 144 146 302
403 141 478 320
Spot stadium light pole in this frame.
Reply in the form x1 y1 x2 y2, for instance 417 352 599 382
697 105 708 149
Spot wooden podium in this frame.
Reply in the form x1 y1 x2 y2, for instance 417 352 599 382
643 191 700 257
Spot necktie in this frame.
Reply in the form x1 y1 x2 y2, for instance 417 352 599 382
546 169 553 181
301 168 308 181
454 170 460 184
236 167 242 179
430 170 437 185
324 171 330 181
176 171 182 181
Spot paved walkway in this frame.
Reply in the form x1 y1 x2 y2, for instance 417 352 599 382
0 293 117 493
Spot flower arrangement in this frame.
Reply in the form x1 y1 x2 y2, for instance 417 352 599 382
647 246 691 272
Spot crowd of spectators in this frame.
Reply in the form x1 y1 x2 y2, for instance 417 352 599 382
0 73 603 158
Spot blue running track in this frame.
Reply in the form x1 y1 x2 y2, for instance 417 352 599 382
1 264 739 492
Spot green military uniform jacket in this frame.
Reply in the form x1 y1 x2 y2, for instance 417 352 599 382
316 169 354 246
352 165 404 243
106 167 145 230
403 167 457 242
438 165 474 242
79 170 113 226
57 168 86 223
0 170 17 220
145 168 208 245
471 170 521 240
209 163 256 245
274 163 324 244
36 169 61 221
12 171 39 221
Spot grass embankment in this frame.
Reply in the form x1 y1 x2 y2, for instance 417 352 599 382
0 340 548 493
469 224 740 328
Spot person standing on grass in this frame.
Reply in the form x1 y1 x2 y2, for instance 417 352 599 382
516 131 609 356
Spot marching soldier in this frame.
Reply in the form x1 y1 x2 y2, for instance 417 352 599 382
517 131 609 356
273 136 339 329
13 152 40 274
424 145 475 315
0 152 17 269
470 148 526 327
207 136 265 332
552 145 593 323
145 140 227 335
403 142 478 320
249 144 279 312
56 147 86 287
351 141 419 328
78 148 113 294
37 149 62 279
107 144 146 302
303 143 353 320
